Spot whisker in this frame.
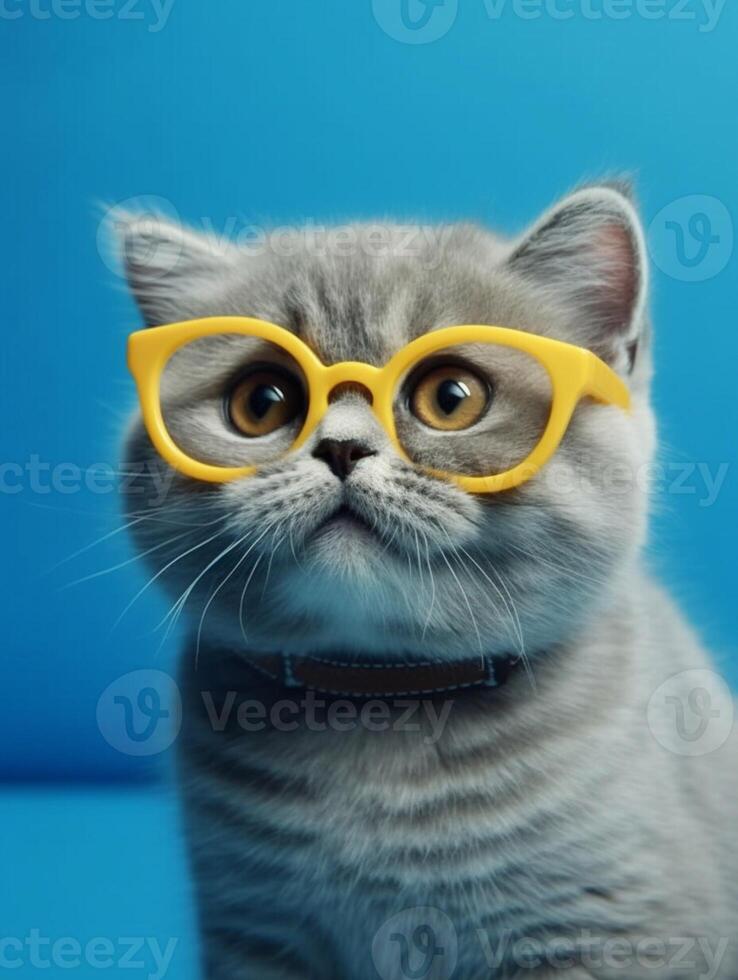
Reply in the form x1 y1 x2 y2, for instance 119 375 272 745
111 520 232 633
420 531 437 642
60 529 191 589
463 546 536 693
194 531 258 667
46 515 151 572
239 553 265 645
287 522 305 571
46 507 226 575
456 541 526 652
504 540 597 588
444 532 537 692
161 518 282 643
437 545 483 660
260 529 287 601
193 522 278 661
159 530 252 633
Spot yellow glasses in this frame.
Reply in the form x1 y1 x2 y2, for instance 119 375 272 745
127 316 630 494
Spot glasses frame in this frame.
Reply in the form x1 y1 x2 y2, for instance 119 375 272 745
127 316 630 493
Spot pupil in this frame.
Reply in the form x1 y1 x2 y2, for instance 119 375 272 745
436 378 470 415
249 383 284 419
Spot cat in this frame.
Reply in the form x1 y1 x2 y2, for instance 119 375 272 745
118 184 738 979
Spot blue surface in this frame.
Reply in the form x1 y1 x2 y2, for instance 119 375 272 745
0 786 198 977
2 2 737 779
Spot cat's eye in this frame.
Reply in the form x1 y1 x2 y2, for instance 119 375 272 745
227 368 304 437
409 363 490 431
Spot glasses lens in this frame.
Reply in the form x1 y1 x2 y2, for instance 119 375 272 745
395 341 553 478
159 333 307 468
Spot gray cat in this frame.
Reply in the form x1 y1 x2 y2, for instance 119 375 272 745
118 185 738 979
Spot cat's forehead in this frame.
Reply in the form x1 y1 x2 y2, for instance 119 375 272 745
282 251 433 364
224 223 516 366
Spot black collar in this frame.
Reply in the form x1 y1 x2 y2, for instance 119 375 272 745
247 652 519 698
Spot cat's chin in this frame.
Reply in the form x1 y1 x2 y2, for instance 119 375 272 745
307 504 379 547
301 505 421 592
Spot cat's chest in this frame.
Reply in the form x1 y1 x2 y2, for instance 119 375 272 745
200 702 617 898
183 669 619 891
180 670 711 976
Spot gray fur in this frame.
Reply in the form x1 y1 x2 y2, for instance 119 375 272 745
117 186 738 979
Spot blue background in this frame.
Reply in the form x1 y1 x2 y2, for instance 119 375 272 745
4 0 737 782
3 3 737 976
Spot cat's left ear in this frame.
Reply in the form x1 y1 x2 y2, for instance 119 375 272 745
110 211 242 327
506 184 648 373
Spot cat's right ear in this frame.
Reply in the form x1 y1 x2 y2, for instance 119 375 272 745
504 184 648 374
110 211 240 327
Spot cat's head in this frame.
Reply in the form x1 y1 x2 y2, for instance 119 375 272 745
118 185 655 666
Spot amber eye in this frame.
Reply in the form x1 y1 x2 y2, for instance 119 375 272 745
409 363 490 431
227 368 304 437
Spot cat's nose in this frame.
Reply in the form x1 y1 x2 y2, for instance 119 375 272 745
312 438 376 480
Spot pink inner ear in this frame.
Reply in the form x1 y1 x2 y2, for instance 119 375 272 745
593 222 639 331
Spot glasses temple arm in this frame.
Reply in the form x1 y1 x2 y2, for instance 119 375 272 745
583 353 632 411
